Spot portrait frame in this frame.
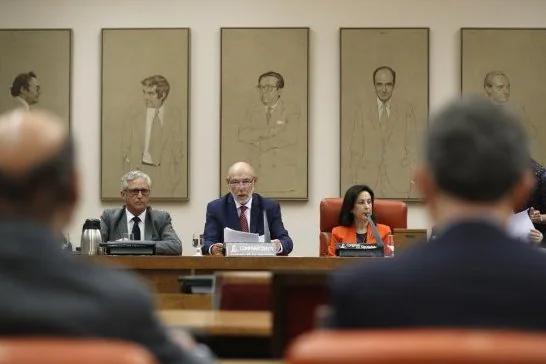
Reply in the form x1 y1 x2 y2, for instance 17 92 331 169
339 27 430 201
100 27 191 202
0 28 72 129
220 27 310 201
461 27 546 162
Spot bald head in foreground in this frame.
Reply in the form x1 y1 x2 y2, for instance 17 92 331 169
328 96 546 331
202 161 293 256
0 109 212 364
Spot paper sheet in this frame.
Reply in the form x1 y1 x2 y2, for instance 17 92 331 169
223 227 265 243
507 209 535 241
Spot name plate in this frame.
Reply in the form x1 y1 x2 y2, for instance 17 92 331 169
335 243 384 257
225 242 277 257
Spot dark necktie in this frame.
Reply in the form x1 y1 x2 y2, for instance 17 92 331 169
266 107 272 124
239 205 249 232
132 216 141 240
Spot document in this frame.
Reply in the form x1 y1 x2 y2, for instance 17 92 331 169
507 209 535 241
223 227 264 243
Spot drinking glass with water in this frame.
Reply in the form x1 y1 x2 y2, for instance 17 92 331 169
192 233 204 256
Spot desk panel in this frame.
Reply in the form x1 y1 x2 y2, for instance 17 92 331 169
82 256 359 293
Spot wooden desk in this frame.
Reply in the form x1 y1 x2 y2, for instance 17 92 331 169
159 309 271 337
219 361 282 364
83 256 357 293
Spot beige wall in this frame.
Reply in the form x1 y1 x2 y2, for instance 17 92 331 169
1 0 545 256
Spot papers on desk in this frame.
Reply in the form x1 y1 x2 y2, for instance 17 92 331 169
224 227 265 243
507 209 535 242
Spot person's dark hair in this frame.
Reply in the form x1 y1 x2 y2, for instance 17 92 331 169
338 184 376 226
0 136 75 221
10 71 37 97
424 95 530 202
372 66 396 86
141 75 170 100
258 71 285 89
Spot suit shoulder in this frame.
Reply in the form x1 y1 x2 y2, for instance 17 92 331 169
256 194 279 208
207 194 228 210
332 225 350 235
377 223 392 233
101 208 122 219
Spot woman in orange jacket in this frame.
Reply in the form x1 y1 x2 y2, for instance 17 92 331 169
328 184 392 256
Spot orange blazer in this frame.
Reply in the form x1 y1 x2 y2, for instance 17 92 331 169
328 223 392 256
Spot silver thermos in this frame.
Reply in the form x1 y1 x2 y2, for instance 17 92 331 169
81 218 103 255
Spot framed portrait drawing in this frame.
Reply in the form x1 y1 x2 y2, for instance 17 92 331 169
461 28 546 162
0 29 71 128
220 27 309 200
101 28 190 201
340 28 429 200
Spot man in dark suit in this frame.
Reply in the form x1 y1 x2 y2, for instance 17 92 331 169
100 170 182 256
328 96 546 331
203 161 293 256
0 109 211 364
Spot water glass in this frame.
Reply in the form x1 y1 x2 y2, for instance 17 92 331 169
192 233 204 256
122 233 134 241
385 234 395 257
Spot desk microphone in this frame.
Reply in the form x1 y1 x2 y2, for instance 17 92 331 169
366 212 384 247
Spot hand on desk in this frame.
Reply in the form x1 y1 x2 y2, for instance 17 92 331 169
211 243 224 256
529 229 543 244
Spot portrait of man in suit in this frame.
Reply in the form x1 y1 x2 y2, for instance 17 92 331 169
483 71 536 151
9 71 40 111
349 66 418 199
237 71 301 195
121 75 185 198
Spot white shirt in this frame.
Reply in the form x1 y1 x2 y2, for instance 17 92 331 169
143 105 165 164
125 208 147 240
376 97 391 119
234 196 252 225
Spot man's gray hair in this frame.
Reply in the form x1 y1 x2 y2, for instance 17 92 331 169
424 95 530 202
120 170 152 191
483 71 508 88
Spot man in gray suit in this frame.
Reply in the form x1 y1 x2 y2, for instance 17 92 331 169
0 109 211 364
100 170 182 255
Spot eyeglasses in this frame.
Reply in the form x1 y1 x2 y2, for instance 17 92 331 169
126 188 150 197
257 84 277 92
229 179 254 188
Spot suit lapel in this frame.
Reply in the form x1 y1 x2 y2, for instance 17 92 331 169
114 207 129 239
144 207 153 240
250 194 260 234
226 194 241 230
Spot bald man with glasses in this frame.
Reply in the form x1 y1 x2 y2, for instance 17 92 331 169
202 161 293 256
100 170 182 255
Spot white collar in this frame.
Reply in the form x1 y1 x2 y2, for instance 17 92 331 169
234 196 253 210
16 96 30 110
147 103 166 120
125 207 146 223
376 97 391 110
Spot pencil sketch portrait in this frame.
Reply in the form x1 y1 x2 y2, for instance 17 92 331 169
461 28 546 160
0 29 71 126
221 28 309 200
101 28 189 201
340 28 429 200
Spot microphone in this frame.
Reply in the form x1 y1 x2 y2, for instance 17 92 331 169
365 212 384 248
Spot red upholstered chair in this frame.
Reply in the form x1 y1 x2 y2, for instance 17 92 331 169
215 272 271 311
0 339 157 364
286 329 546 364
319 197 408 256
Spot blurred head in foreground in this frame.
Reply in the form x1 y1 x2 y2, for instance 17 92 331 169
413 95 534 228
0 109 78 234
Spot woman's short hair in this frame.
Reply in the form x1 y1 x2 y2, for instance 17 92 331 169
338 184 376 226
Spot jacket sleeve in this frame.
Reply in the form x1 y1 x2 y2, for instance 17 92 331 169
100 210 111 243
203 202 222 255
154 212 182 256
269 202 293 256
328 227 342 256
